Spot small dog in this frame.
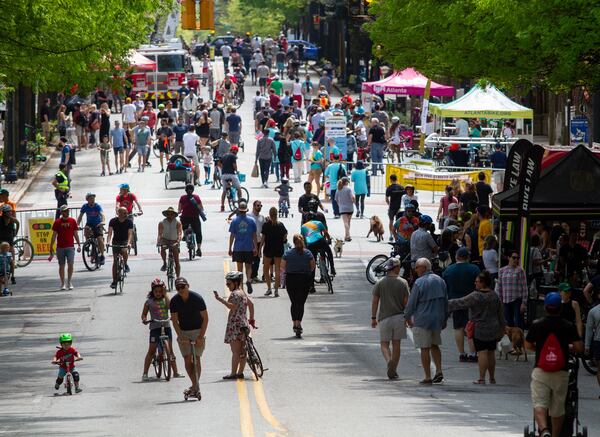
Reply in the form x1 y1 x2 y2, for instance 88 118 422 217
497 334 512 360
367 215 385 242
333 238 344 258
506 326 528 361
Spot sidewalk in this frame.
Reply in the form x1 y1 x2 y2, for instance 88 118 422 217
4 149 57 204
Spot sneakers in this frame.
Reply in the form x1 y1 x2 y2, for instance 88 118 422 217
274 290 279 298
220 205 225 212
68 283 73 290
196 248 202 257
11 276 15 285
75 387 82 393
110 282 117 289
467 354 478 363
388 236 394 242
459 354 469 362
125 264 130 273
264 289 272 296
160 264 167 272
54 383 60 390
60 284 66 291
160 168 165 173
99 255 105 265
246 281 253 294
2 288 9 296
142 374 149 382
432 373 444 384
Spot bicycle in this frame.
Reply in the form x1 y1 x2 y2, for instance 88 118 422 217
242 326 265 380
128 212 142 256
159 243 178 292
184 225 196 261
52 350 82 395
223 177 249 212
143 319 173 381
13 236 34 267
316 247 333 294
184 339 202 401
365 241 411 285
109 244 128 294
81 225 104 271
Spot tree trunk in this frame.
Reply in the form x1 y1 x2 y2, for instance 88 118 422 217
548 92 556 145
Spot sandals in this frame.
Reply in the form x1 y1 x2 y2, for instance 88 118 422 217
473 379 486 385
222 374 238 380
489 379 496 385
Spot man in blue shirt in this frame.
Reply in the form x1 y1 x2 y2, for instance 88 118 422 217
225 108 242 147
59 137 75 177
110 120 127 174
442 247 480 362
228 201 257 293
405 258 448 384
172 118 188 155
76 192 106 264
324 154 346 218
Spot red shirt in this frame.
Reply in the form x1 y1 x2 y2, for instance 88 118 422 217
52 217 78 248
187 79 199 91
179 194 202 218
54 346 78 371
116 193 138 214
142 110 157 129
269 94 280 109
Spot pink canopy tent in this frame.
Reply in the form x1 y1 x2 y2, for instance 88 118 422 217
361 68 454 97
128 51 156 71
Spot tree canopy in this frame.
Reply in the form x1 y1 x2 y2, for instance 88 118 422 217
0 0 167 93
220 0 307 36
366 0 600 91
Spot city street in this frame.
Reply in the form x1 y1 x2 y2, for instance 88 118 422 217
0 66 598 437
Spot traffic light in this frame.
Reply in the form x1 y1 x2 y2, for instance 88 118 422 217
181 0 197 30
199 0 215 30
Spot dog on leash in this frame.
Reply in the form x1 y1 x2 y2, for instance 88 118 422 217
333 238 344 258
506 326 528 361
367 215 385 242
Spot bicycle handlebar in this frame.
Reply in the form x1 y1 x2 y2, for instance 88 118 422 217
143 319 170 325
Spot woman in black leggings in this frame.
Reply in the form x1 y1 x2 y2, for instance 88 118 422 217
281 234 315 338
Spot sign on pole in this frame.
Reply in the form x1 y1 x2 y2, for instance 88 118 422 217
28 217 55 256
324 116 347 160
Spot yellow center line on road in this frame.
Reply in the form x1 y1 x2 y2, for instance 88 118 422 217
236 379 256 437
252 379 287 433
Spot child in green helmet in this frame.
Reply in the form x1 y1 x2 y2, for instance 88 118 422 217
52 333 82 393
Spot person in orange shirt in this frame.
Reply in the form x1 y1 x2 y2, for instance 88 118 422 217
0 189 17 217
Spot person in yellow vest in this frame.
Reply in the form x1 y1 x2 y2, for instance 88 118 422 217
52 163 70 219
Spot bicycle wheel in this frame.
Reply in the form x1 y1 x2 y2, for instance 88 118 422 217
324 258 334 294
164 172 170 190
82 241 96 271
187 239 195 261
581 356 598 376
162 342 172 381
245 338 264 379
167 258 175 292
13 237 34 267
366 254 389 284
117 258 125 294
66 373 72 395
133 227 138 256
152 142 161 158
153 351 163 379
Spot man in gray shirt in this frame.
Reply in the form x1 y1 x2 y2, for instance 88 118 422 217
405 258 448 384
208 103 224 140
371 258 409 380
410 215 438 262
255 131 276 188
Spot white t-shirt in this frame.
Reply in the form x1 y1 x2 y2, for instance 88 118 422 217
482 249 499 274
249 212 265 243
292 82 302 96
122 104 137 123
221 45 232 57
182 132 199 156
455 118 469 137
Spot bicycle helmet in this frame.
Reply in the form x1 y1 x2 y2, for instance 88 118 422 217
420 215 433 224
151 278 165 289
230 145 239 153
391 116 400 123
307 198 319 212
544 292 562 308
59 333 72 343
119 183 130 190
1 205 12 213
225 271 243 281
85 192 96 199
158 103 165 109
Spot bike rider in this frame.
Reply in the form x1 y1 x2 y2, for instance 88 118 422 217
220 145 242 212
392 201 420 252
77 193 106 265
115 183 143 217
409 215 439 263
301 198 327 228
301 208 336 290
220 75 237 105
157 207 183 277
52 333 82 393
107 207 134 288
233 67 246 103
178 184 205 257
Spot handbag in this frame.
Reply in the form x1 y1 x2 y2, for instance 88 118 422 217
465 320 475 339
251 163 259 178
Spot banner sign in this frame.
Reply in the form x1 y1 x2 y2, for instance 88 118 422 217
502 139 533 192
28 217 55 256
517 144 545 218
324 116 347 161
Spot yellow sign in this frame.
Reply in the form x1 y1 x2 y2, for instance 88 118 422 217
385 165 491 192
28 217 55 256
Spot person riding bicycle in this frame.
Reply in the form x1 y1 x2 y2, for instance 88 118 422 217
393 201 420 247
115 183 143 217
220 76 237 104
220 145 242 212
77 193 106 265
301 217 336 288
301 198 327 227
141 278 182 381
213 270 256 380
107 207 133 288
233 68 246 102
52 333 82 393
410 215 438 263
157 207 182 278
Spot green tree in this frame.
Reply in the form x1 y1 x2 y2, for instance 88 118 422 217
220 0 285 36
0 0 168 93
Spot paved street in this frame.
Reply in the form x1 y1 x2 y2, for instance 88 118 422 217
0 63 598 437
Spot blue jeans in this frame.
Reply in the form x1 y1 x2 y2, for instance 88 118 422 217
370 143 384 175
330 189 339 216
504 298 524 329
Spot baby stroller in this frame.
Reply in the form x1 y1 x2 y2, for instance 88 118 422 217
524 355 588 437
164 154 194 189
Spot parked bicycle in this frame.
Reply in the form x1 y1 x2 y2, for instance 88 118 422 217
143 319 173 381
13 236 34 267
242 326 265 380
81 224 104 271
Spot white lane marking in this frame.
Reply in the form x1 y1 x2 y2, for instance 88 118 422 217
32 395 42 404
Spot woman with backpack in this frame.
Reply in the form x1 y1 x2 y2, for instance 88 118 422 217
290 132 305 183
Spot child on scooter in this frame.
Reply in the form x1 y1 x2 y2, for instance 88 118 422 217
52 333 82 392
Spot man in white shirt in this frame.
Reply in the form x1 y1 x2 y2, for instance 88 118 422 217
220 44 232 70
256 62 270 94
121 97 137 129
182 90 199 124
454 118 469 137
182 125 200 184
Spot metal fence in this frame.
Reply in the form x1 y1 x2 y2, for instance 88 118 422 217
15 207 81 257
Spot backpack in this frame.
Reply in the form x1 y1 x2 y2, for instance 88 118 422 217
537 333 565 372
336 163 346 181
293 145 302 161
255 98 262 112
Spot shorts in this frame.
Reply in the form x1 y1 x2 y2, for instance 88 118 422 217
174 140 184 152
452 309 469 329
177 329 205 357
159 238 179 249
56 247 75 265
276 61 284 70
157 142 171 153
379 313 407 342
221 174 241 193
263 245 284 259
75 125 83 136
388 208 400 221
58 367 77 378
411 327 442 348
150 326 173 343
85 223 104 238
258 78 267 87
111 241 128 255
473 338 497 352
113 146 124 154
232 251 254 264
228 131 240 145
591 340 600 361
185 154 198 165
136 145 148 156
530 367 569 417
309 168 322 178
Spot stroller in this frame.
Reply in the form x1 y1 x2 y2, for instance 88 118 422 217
524 356 588 437
164 154 194 189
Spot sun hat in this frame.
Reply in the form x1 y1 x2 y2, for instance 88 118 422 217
162 207 178 217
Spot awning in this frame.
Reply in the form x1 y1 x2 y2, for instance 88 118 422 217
128 51 156 71
361 68 455 97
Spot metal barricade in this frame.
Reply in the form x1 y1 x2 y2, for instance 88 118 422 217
16 207 81 257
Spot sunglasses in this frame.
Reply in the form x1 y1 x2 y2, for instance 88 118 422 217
511 256 520 260
175 284 187 289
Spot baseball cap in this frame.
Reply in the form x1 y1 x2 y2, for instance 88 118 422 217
420 215 433 224
557 282 572 293
60 205 69 211
448 203 459 211
544 292 562 308
447 225 460 233
456 247 470 259
384 257 401 271
174 277 189 286
230 145 239 153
